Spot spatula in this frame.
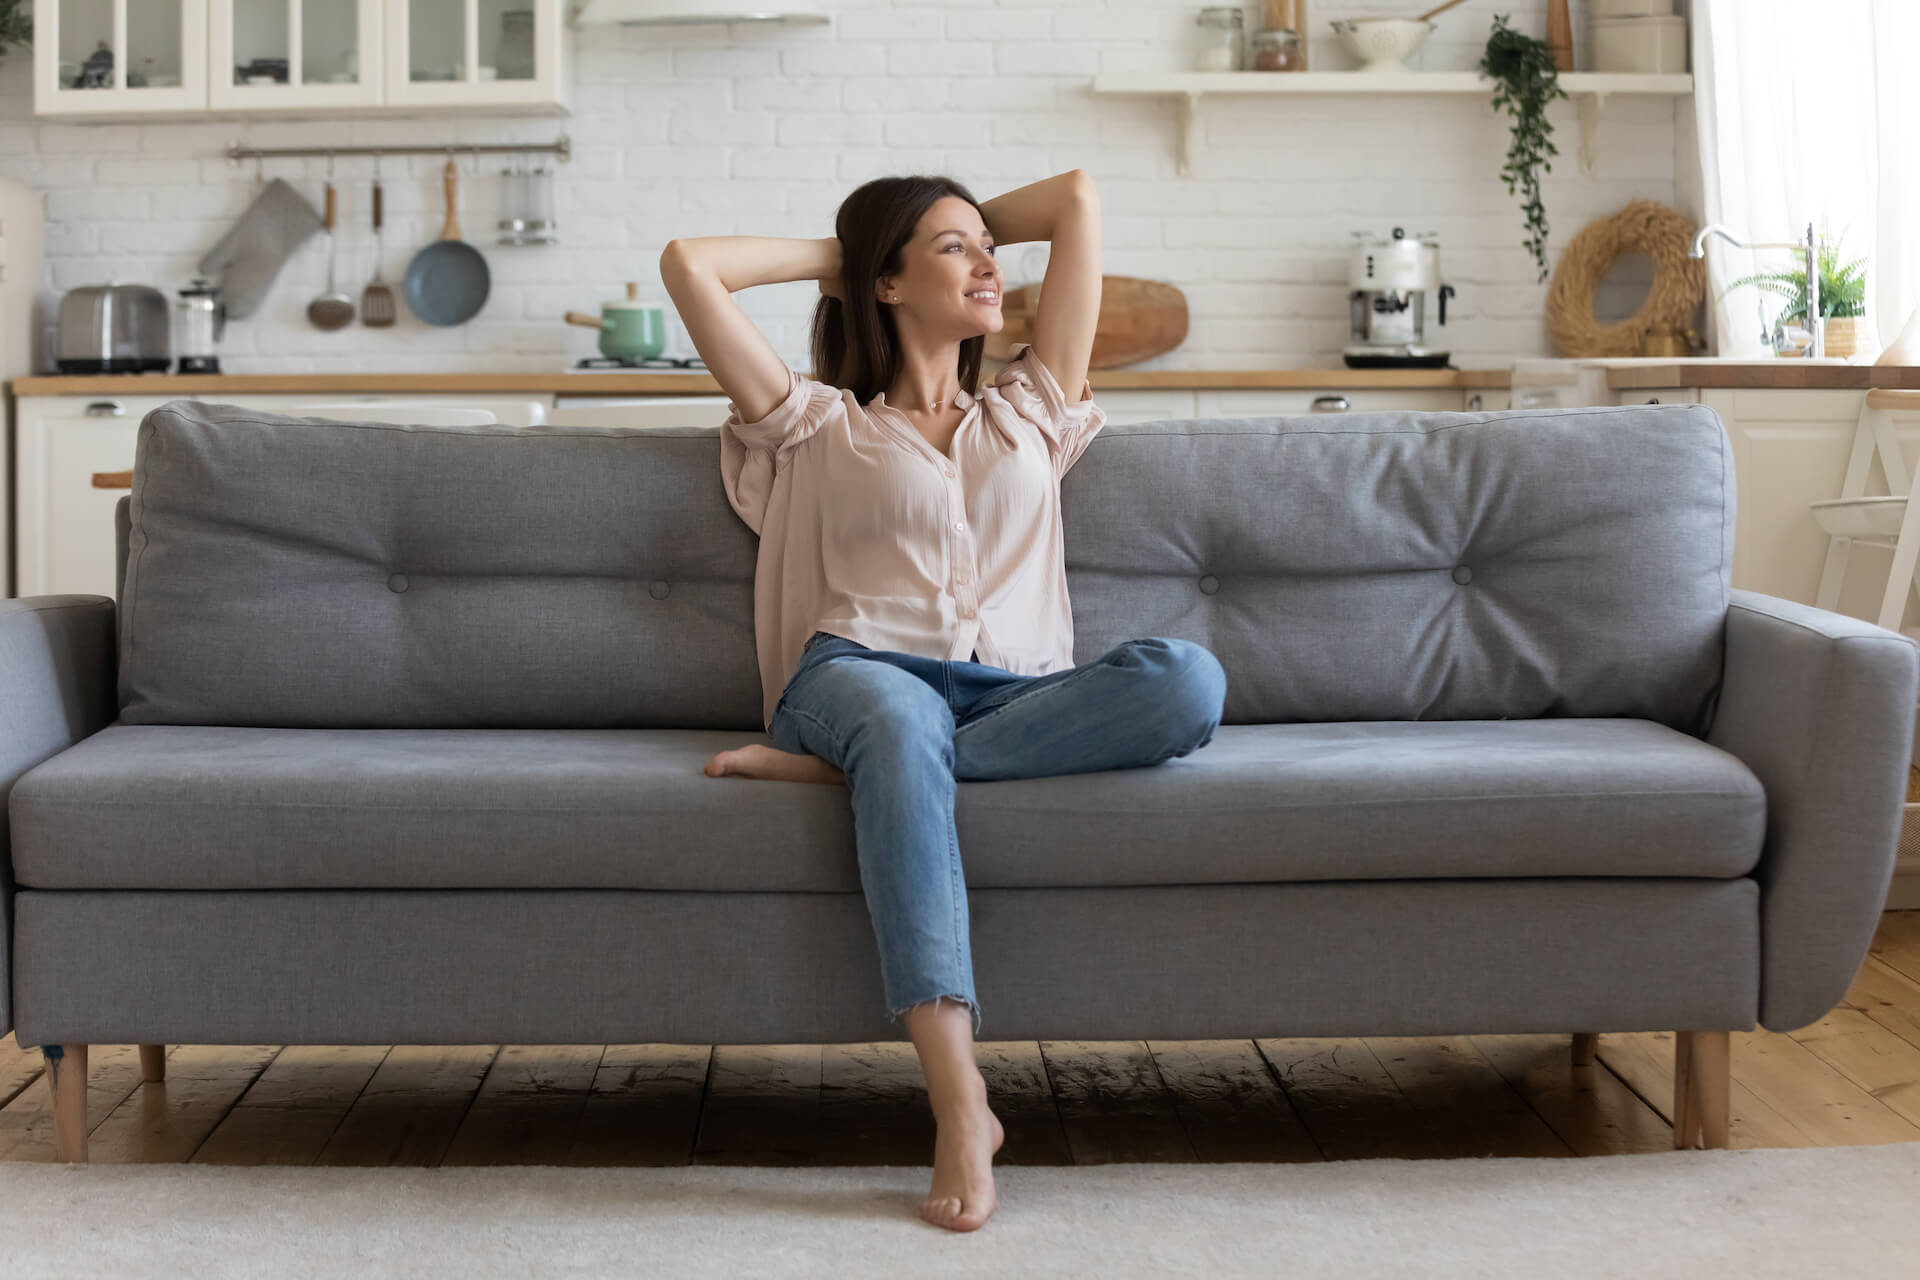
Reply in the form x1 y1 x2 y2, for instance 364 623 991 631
361 174 396 327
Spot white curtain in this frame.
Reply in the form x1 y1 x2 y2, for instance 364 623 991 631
1694 0 1919 359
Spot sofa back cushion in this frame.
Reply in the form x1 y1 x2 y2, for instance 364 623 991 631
116 399 1732 733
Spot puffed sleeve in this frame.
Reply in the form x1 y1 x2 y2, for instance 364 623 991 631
719 365 843 535
990 342 1107 480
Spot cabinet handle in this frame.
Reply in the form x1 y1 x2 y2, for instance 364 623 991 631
1310 395 1350 413
85 400 125 416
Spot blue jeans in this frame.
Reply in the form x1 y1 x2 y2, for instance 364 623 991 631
767 630 1228 1036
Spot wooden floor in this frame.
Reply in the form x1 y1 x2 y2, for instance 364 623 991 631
8 911 1920 1166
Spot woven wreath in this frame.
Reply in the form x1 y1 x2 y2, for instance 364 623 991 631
1546 200 1707 357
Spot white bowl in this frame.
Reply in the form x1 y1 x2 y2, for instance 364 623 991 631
1330 18 1436 72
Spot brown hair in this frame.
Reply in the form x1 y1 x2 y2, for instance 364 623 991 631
810 174 988 405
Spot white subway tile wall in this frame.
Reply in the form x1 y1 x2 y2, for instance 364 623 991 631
0 0 1681 373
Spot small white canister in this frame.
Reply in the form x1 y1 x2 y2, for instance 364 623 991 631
1590 15 1688 73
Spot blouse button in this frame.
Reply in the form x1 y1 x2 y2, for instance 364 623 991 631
953 520 965 532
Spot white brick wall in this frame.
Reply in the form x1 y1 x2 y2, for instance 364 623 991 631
0 0 1688 374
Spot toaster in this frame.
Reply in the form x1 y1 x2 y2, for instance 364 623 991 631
56 282 170 373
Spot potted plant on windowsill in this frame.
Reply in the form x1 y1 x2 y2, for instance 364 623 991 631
1721 230 1869 359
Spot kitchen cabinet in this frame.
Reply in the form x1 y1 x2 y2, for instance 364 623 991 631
1197 388 1466 417
12 392 552 599
34 0 209 116
33 0 569 121
385 0 568 112
210 0 385 111
1096 387 1467 424
541 387 1472 431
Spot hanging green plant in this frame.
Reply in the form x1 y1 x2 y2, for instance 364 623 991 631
1480 14 1567 283
0 1 29 67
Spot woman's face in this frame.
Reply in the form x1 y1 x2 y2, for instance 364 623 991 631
876 195 1003 337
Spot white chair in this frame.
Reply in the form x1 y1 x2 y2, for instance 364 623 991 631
1811 389 1920 633
286 404 498 427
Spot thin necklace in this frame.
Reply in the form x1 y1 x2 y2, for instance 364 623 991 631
890 390 957 413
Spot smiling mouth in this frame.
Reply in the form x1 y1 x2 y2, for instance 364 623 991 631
965 290 1001 306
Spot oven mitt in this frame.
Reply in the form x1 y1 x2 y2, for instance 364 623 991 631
197 178 325 320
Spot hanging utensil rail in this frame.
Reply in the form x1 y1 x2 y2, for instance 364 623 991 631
227 137 570 163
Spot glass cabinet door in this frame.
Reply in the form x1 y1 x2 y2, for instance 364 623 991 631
35 0 208 114
210 0 383 108
388 0 563 107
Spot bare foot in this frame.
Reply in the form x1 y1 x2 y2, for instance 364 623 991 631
703 743 845 785
920 1086 1005 1232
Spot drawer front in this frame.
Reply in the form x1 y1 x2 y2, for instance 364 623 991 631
1614 389 1702 406
1196 389 1466 417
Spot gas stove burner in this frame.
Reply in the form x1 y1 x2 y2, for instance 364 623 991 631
575 356 708 370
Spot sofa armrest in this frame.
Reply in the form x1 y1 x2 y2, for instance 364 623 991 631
1705 588 1920 1031
0 596 118 1038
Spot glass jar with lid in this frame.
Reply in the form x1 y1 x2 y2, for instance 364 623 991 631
1194 6 1245 72
1250 28 1301 71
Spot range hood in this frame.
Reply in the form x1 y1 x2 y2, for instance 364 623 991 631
574 0 831 23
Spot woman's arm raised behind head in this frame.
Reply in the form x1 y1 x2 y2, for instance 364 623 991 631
659 235 842 424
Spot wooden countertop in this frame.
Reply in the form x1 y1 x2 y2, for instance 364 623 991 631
6 367 1515 396
19 363 1913 396
1603 361 1920 390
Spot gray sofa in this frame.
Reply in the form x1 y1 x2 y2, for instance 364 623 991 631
4 397 1915 1162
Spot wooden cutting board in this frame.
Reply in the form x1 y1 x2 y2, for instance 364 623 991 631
983 275 1188 369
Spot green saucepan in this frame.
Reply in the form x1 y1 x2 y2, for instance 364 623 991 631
563 281 668 360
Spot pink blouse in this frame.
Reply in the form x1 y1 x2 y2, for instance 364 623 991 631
720 342 1108 733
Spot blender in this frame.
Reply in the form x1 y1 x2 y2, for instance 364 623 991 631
174 277 226 374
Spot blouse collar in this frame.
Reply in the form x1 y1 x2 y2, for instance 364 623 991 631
871 384 975 414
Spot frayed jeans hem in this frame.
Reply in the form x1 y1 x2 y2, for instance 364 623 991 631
887 992 982 1038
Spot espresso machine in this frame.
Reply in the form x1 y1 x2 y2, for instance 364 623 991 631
174 277 226 374
1343 227 1456 369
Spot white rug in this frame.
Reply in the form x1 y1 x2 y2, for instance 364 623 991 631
4 1144 1917 1278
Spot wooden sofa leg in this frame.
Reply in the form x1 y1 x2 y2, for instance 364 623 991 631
1672 1030 1731 1149
139 1045 167 1083
1570 1033 1598 1066
45 1044 89 1163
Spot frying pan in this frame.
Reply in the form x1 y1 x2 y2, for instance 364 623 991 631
404 159 490 325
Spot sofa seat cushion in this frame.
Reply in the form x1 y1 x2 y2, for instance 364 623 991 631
10 719 1763 891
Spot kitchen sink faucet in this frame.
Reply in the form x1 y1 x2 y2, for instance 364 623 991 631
1689 223 1822 359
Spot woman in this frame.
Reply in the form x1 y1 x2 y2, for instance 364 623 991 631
659 170 1226 1232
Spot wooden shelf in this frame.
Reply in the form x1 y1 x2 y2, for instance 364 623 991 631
1089 70 1695 177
